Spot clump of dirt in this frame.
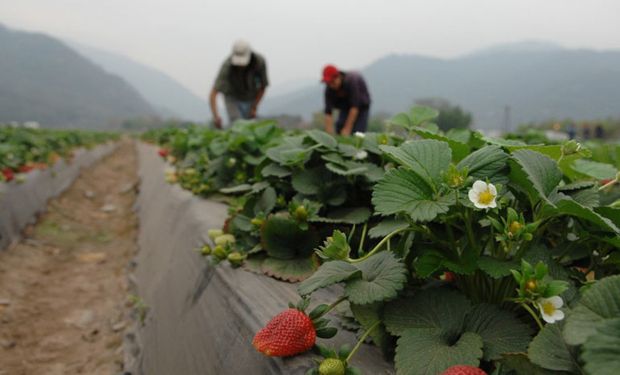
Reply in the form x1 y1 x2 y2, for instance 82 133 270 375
0 140 139 375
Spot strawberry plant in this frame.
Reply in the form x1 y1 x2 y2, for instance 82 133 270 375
0 126 118 183
145 107 620 375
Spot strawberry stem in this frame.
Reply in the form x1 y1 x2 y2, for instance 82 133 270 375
346 320 380 363
323 296 347 317
348 227 409 263
521 302 544 330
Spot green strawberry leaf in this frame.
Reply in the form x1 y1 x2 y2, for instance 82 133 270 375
571 159 617 180
368 218 410 239
395 328 483 375
384 288 471 336
509 149 563 206
528 323 582 373
372 167 455 222
410 106 439 126
291 167 323 195
542 198 620 234
464 304 534 360
564 275 620 345
261 216 320 260
261 163 291 178
344 252 408 305
380 139 451 187
297 261 361 296
325 162 368 176
310 207 371 225
581 318 620 375
457 145 509 183
254 187 276 215
261 256 319 282
477 256 520 279
306 129 338 149
410 126 471 162
219 183 253 194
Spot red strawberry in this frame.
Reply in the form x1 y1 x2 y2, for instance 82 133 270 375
2 168 14 182
441 271 456 282
253 308 316 357
441 365 487 375
158 148 169 158
19 163 34 173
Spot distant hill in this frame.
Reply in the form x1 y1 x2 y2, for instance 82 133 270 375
261 42 620 129
71 43 210 122
0 25 156 129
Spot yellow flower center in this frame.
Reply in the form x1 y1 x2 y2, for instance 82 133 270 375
542 301 556 316
478 189 495 205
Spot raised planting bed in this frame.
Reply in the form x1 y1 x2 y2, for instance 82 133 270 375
130 142 394 375
0 142 117 250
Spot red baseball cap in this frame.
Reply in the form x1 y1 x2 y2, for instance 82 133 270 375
321 64 340 83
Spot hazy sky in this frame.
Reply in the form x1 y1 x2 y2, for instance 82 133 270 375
2 0 620 99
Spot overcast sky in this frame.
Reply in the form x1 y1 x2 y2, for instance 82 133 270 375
2 0 619 99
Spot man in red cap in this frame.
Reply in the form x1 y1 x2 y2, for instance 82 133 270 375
321 64 371 135
209 40 269 129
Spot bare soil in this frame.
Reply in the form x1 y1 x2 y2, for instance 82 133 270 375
0 140 138 375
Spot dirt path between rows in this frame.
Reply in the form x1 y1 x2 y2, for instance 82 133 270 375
0 140 138 375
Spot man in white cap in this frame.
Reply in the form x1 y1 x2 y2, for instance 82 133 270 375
209 40 269 128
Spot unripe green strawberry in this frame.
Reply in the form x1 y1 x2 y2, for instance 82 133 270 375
215 234 235 246
294 205 308 221
200 245 211 256
226 157 237 168
227 251 245 266
253 308 316 357
441 365 487 375
318 358 346 375
251 217 264 227
213 245 227 260
208 229 224 240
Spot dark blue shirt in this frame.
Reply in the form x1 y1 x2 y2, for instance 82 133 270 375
324 71 371 114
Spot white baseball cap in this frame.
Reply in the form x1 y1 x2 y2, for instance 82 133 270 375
231 39 252 66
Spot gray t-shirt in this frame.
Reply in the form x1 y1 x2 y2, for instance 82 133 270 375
214 53 269 101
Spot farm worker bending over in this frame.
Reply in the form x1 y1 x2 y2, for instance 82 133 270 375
210 40 269 128
321 64 371 136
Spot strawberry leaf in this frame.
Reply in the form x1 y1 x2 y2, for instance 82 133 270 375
563 275 620 345
310 207 371 225
582 318 620 375
395 328 483 375
509 149 562 206
456 145 509 183
297 261 361 296
464 304 534 360
372 167 455 222
261 216 319 260
384 288 471 336
379 139 451 187
306 129 337 150
344 252 408 305
528 323 582 373
261 256 319 282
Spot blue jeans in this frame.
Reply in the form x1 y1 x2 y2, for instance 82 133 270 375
336 107 370 134
224 96 253 125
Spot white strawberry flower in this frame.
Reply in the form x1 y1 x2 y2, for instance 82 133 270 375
354 150 368 160
354 132 366 138
537 296 565 324
468 180 497 209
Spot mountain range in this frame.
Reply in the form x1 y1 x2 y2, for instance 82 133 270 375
70 43 210 122
0 25 155 129
261 41 620 129
1 23 619 130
